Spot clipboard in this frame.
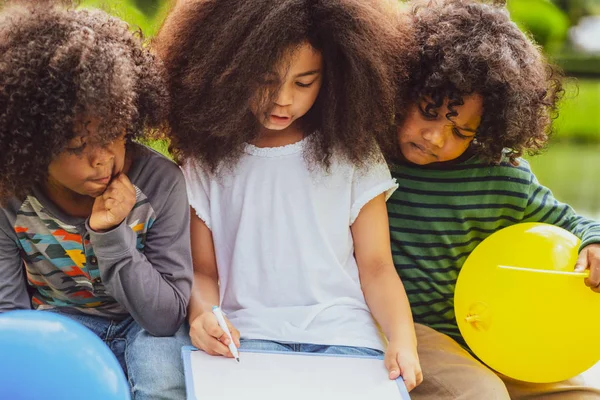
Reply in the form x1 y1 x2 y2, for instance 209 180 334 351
182 345 411 400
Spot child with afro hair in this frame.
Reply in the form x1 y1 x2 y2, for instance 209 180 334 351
387 0 600 398
0 1 192 398
156 0 423 392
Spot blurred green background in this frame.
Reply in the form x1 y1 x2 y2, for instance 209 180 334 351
504 0 600 220
82 0 600 219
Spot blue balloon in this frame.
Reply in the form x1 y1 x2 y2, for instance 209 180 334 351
0 310 130 400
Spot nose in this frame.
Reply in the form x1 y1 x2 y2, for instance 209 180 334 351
274 84 293 107
89 145 114 168
422 124 445 148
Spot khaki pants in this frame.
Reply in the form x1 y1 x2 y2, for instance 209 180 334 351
411 323 600 399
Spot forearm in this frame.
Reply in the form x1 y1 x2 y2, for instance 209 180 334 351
188 271 220 322
361 264 417 347
89 221 192 336
524 171 600 249
0 270 31 313
561 213 600 250
0 226 31 312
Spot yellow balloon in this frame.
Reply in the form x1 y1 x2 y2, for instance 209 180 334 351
455 223 600 383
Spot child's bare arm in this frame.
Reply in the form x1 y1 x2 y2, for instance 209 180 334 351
189 212 240 356
189 212 220 320
351 193 423 391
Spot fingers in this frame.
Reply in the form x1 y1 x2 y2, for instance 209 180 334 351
203 336 232 357
102 188 126 204
393 352 423 392
101 196 130 225
103 198 118 211
400 364 417 392
112 173 136 195
574 248 588 273
384 351 401 380
190 315 233 357
572 246 600 293
103 174 136 201
99 174 136 220
204 315 238 357
581 246 600 291
227 319 241 347
205 319 226 342
196 333 231 357
585 258 600 291
415 364 424 387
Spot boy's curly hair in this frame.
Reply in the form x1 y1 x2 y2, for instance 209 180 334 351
399 0 563 164
0 0 168 202
154 0 413 171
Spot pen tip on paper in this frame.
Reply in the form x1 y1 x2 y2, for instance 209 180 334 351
235 357 240 363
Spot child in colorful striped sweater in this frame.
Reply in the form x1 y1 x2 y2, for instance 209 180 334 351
387 0 600 399
0 2 192 398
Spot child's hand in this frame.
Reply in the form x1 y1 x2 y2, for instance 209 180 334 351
575 243 600 293
384 342 423 392
189 311 241 357
89 174 136 232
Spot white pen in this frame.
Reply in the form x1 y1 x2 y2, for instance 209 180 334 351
212 306 240 363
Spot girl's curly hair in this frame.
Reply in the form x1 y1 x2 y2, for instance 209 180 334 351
0 0 168 202
399 0 563 164
154 0 413 171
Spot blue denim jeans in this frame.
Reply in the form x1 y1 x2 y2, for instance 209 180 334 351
239 339 384 357
46 309 190 400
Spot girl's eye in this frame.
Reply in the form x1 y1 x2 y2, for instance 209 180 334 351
452 127 472 140
295 81 315 88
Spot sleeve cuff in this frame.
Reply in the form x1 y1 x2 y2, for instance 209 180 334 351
580 235 600 251
190 204 212 231
350 179 399 225
85 218 136 258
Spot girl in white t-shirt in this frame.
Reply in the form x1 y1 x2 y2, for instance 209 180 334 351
156 0 422 390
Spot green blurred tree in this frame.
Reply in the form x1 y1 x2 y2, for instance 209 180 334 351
507 0 570 53
553 0 596 24
133 0 163 19
80 0 171 37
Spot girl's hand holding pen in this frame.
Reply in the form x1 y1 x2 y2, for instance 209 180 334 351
189 309 241 358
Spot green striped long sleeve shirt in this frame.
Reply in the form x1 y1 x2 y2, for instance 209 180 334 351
388 156 600 347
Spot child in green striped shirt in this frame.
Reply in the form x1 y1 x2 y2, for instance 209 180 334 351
388 1 600 399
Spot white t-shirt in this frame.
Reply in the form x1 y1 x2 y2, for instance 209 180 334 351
182 137 398 351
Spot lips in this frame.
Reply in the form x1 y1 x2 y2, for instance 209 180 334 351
89 175 111 184
411 142 437 158
269 114 291 125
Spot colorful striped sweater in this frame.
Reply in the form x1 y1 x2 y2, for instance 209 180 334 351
0 144 193 336
387 155 600 347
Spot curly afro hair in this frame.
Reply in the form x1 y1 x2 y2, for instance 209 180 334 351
154 0 414 171
398 0 563 164
0 0 168 202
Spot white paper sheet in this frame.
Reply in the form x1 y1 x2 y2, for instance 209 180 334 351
188 349 405 400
